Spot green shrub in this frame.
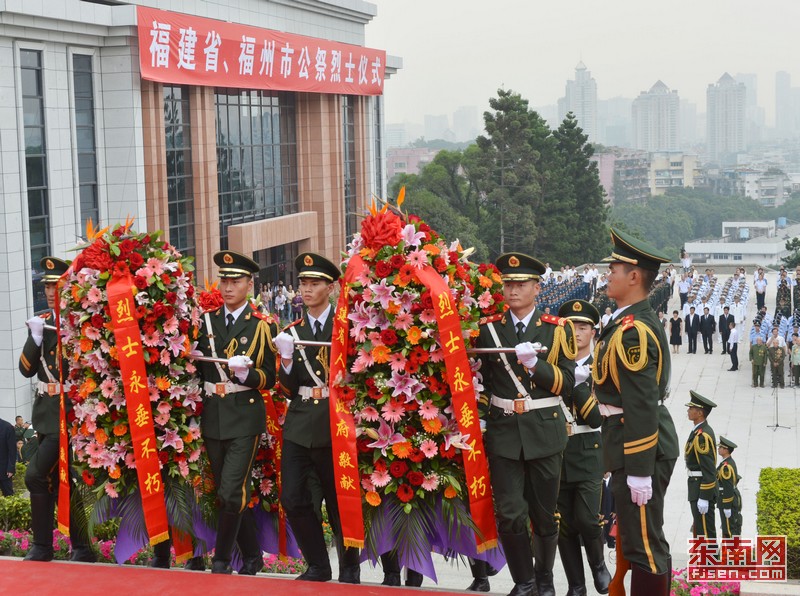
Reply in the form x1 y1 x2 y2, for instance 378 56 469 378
94 518 120 541
757 467 800 579
12 463 27 495
0 495 32 531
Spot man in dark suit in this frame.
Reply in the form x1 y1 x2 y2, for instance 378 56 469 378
685 306 700 354
592 229 679 595
273 253 361 584
718 306 734 355
195 250 278 574
699 306 717 354
556 300 611 596
477 253 576 596
19 257 95 563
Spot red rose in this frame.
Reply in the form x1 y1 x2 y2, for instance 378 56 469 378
142 235 151 244
119 239 136 256
434 257 448 273
389 460 408 478
357 437 372 453
396 483 414 503
153 302 166 318
448 251 459 264
408 448 425 463
91 314 104 328
158 450 169 464
186 285 195 298
81 240 114 271
420 292 433 309
374 458 387 472
360 210 403 250
439 443 456 459
389 254 406 269
134 276 148 290
161 273 171 285
380 329 398 346
194 401 203 416
178 319 189 334
406 470 425 486
375 260 393 278
129 252 144 268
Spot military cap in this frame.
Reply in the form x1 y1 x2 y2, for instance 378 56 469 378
295 252 340 282
495 253 546 282
40 257 69 283
685 390 717 410
213 250 259 278
558 299 599 326
718 436 737 451
603 228 671 272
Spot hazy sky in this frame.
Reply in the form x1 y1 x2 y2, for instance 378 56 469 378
366 0 800 126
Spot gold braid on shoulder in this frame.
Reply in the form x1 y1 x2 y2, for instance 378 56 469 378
693 433 715 464
592 321 662 392
547 318 578 366
245 320 277 369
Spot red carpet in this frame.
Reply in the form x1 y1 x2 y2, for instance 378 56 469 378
0 557 452 595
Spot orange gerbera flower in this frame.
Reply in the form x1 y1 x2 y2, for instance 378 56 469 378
94 428 108 445
71 285 82 303
406 326 423 345
386 301 401 315
444 485 457 499
80 338 94 353
78 378 97 399
113 423 128 437
391 441 412 459
108 466 121 479
421 417 443 434
372 344 391 364
365 491 382 507
155 377 171 391
478 275 493 288
423 243 440 255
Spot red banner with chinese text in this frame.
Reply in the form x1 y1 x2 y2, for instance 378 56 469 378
136 6 386 96
328 255 369 549
107 273 169 546
415 265 498 552
262 388 289 559
55 275 72 536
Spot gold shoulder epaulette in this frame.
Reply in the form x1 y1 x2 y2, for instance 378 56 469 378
621 314 635 330
206 307 221 315
540 314 562 325
479 313 503 325
40 312 51 320
283 319 303 331
249 304 276 324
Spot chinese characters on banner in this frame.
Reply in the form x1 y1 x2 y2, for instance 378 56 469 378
137 6 386 96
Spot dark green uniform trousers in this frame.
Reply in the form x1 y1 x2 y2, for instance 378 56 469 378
690 498 717 539
558 478 603 541
205 435 260 513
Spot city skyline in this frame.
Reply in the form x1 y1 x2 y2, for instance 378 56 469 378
366 0 800 129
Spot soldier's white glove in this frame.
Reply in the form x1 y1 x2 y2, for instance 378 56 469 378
627 475 653 506
228 355 252 383
697 498 709 515
27 317 44 346
574 364 591 385
515 342 539 370
274 332 295 359
724 508 732 519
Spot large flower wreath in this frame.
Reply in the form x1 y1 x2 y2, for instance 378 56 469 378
338 202 506 579
60 222 204 561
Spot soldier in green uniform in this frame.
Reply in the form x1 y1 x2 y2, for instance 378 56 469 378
716 437 742 538
476 253 576 596
273 253 360 584
749 336 767 388
19 257 95 562
556 299 611 596
195 250 278 574
592 229 679 596
768 343 786 388
684 391 717 540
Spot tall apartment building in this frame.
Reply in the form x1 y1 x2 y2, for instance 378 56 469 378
558 61 597 141
706 73 746 166
631 81 680 152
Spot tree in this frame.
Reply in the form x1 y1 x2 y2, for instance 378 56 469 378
782 238 800 268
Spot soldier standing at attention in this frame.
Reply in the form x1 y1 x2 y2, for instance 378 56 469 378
684 392 717 540
716 437 742 538
556 299 611 596
592 229 679 595
477 253 576 596
767 340 786 388
196 251 278 574
273 253 361 584
749 336 768 388
19 257 96 562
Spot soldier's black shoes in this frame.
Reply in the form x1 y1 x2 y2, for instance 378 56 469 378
338 564 361 584
381 572 401 586
466 577 491 592
211 560 233 574
296 564 332 582
566 587 587 596
184 556 206 571
507 580 537 596
70 546 97 563
23 544 54 562
238 555 263 575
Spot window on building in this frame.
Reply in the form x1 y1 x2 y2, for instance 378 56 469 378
72 53 99 231
343 95 357 238
733 255 742 261
215 89 298 249
164 85 195 256
22 49 50 312
253 242 299 289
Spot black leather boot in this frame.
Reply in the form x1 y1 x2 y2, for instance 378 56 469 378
211 511 241 574
288 512 332 582
334 531 361 584
183 556 206 571
405 569 423 587
558 534 586 596
500 531 536 596
148 540 172 569
24 493 55 562
584 535 611 594
631 562 671 596
467 559 491 592
533 533 558 596
380 552 402 586
236 509 263 575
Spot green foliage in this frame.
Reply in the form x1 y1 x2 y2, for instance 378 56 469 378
757 467 800 579
12 462 26 495
0 495 32 531
94 518 120 541
782 238 800 269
